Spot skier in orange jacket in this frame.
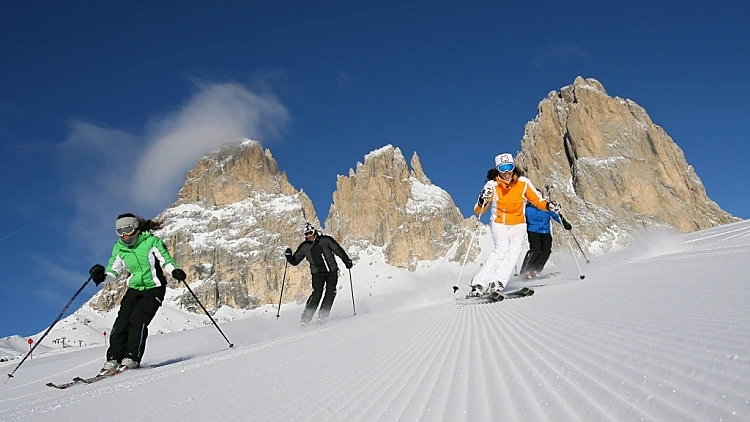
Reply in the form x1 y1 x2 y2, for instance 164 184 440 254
471 153 559 295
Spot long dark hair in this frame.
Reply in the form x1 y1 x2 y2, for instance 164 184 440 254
117 213 163 232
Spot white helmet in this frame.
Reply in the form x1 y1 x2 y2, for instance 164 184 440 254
303 223 316 237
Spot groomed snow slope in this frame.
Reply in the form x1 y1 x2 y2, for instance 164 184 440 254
1 221 749 421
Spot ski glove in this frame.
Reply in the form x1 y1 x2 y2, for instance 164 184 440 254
284 247 295 264
563 220 572 230
172 268 187 282
477 186 493 206
344 260 354 269
547 201 561 213
89 264 106 286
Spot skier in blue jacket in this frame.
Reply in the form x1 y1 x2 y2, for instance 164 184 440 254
518 202 572 279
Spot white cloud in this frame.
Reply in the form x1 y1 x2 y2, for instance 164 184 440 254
337 71 350 88
57 81 290 260
133 82 289 207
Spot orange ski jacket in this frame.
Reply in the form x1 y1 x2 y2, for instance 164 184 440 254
474 175 548 225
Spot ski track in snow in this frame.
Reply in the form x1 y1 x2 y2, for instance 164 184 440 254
4 288 748 422
1 222 750 421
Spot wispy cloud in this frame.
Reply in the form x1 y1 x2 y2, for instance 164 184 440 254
133 81 289 207
30 253 91 305
337 72 350 89
57 80 290 259
0 228 23 241
533 42 590 68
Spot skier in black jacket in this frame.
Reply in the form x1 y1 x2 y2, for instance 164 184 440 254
285 223 353 325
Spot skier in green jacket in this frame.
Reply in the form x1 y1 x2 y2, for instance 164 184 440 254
88 213 186 375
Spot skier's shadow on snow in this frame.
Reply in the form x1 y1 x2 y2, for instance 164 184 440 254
146 356 194 369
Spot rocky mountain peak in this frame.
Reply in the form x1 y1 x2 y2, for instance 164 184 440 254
325 145 464 270
410 151 431 184
516 77 738 253
176 139 299 207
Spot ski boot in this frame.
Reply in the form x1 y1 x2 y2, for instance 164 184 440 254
98 359 119 376
116 357 139 372
489 284 506 300
466 284 484 298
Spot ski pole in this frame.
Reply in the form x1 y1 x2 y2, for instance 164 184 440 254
276 261 288 318
348 268 356 315
181 279 234 348
452 207 487 293
571 233 591 264
6 277 92 381
563 230 585 279
559 211 590 264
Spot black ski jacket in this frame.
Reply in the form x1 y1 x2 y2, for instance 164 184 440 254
287 233 352 274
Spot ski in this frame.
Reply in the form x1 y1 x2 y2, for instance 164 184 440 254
457 295 497 305
457 287 535 305
46 380 78 390
73 373 117 385
45 376 109 390
46 368 135 390
491 286 535 300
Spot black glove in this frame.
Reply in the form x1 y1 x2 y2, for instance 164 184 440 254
284 247 294 264
547 201 561 213
172 268 187 282
563 220 572 230
89 264 106 286
345 260 354 269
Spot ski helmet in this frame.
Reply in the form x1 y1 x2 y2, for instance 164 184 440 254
494 153 515 173
303 223 316 237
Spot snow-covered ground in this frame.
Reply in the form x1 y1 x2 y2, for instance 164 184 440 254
1 220 749 421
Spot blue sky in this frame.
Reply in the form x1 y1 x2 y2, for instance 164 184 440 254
1 1 747 337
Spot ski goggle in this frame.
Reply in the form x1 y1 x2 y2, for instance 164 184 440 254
116 224 138 237
497 163 515 173
304 230 315 237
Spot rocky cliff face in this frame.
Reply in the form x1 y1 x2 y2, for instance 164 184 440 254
89 140 319 312
324 145 467 271
515 77 738 253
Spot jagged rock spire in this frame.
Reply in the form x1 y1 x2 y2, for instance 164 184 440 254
325 145 464 270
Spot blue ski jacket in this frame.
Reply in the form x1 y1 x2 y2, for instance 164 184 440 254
525 203 561 234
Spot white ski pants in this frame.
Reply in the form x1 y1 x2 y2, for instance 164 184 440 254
472 222 527 289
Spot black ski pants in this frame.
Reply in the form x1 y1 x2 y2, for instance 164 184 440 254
301 271 338 323
107 286 165 363
520 232 553 274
